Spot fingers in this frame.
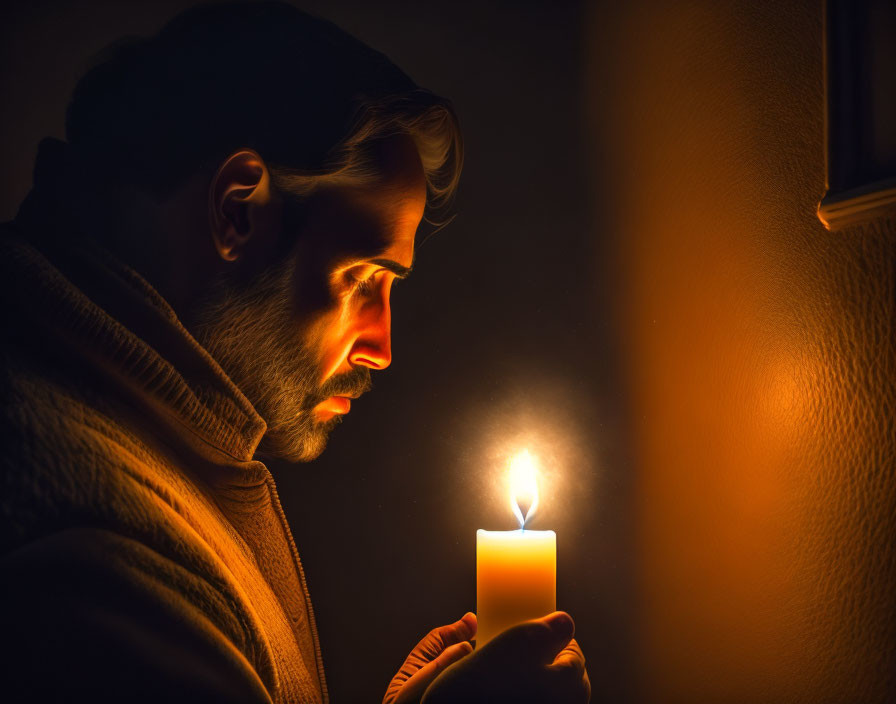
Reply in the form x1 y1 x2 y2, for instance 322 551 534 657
541 611 575 643
548 638 585 675
415 612 477 661
460 612 478 639
417 618 590 704
389 640 474 704
482 611 575 666
583 667 592 703
429 613 477 648
547 638 590 703
448 611 477 645
383 614 478 704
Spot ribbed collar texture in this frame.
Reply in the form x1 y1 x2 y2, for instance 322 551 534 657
2 222 267 463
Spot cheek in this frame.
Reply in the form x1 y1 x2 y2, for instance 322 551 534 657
289 241 342 317
287 257 344 371
300 298 358 382
291 269 335 320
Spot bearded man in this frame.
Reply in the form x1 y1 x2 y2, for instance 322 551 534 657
0 3 589 702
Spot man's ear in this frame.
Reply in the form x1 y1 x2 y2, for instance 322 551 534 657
208 149 276 262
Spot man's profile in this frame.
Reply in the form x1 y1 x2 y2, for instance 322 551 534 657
1 3 589 701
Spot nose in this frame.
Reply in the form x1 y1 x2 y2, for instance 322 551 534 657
347 297 392 371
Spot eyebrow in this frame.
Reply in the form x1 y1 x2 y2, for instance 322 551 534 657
368 257 413 279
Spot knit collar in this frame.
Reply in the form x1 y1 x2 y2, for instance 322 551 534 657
2 220 268 464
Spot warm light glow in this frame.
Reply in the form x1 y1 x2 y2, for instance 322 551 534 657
509 449 539 529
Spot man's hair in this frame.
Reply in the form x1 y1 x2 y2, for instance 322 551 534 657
65 1 462 224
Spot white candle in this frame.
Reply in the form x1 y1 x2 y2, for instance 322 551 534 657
476 450 557 647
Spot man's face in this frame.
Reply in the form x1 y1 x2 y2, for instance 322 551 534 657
194 135 424 462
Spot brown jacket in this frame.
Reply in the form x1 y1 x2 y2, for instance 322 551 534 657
1 222 328 703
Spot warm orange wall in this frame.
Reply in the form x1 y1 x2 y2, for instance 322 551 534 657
589 1 894 701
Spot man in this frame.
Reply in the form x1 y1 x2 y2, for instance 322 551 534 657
1 2 590 702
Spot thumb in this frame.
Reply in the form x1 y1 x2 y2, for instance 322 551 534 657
480 611 575 666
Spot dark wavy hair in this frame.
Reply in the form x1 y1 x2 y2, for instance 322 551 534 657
65 1 462 225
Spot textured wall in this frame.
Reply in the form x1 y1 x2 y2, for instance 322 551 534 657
589 0 895 701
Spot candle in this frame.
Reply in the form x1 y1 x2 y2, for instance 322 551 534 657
476 450 557 647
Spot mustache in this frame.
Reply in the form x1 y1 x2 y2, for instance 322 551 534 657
304 365 373 409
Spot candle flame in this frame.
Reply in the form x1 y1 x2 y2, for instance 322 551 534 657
509 449 539 529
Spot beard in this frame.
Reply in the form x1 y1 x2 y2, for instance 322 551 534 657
191 254 371 463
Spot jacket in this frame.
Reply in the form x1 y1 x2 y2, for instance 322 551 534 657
1 215 328 703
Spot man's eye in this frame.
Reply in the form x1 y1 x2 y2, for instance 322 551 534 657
349 273 376 296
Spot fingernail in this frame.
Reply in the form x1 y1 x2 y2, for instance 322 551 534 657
544 611 574 638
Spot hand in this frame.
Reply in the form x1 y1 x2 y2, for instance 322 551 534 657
383 613 478 704
421 611 590 704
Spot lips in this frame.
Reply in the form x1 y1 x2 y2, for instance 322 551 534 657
317 396 352 414
312 367 372 417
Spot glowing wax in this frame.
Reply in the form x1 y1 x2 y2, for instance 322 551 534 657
475 528 556 647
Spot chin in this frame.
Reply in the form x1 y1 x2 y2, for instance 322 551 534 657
256 416 343 463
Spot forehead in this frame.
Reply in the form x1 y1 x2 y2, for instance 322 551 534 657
300 135 425 267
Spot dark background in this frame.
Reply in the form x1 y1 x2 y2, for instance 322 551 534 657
0 1 632 701
4 1 894 702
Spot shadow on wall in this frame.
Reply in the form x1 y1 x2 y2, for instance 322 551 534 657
589 0 895 701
